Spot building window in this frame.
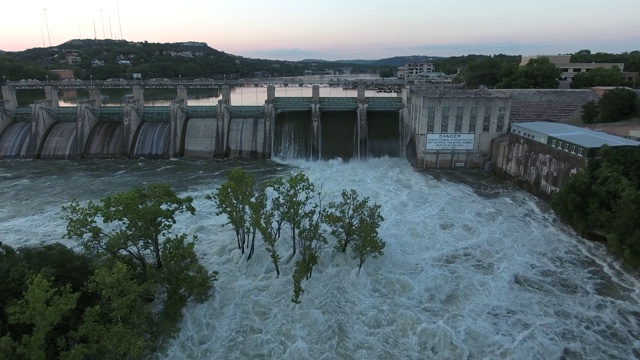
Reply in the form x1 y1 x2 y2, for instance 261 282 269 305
497 107 506 133
578 148 584 156
563 143 569 150
469 107 477 133
455 107 464 133
441 107 449 133
427 107 435 133
558 141 563 148
483 107 491 132
552 140 556 147
571 145 576 153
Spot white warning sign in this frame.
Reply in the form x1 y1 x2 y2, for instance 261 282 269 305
426 133 475 150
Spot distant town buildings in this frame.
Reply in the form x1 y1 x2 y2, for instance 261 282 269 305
49 69 75 80
520 55 630 88
397 62 434 78
62 52 81 65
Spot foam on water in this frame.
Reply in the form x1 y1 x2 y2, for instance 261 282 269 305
0 157 638 359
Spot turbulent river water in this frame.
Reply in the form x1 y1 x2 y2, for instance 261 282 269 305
0 157 638 359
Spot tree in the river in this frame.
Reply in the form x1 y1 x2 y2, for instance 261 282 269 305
326 189 369 253
326 189 385 270
253 181 283 277
290 189 328 304
273 172 316 256
351 202 385 271
208 167 260 260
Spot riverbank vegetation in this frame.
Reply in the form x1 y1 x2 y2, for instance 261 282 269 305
551 145 640 270
0 184 215 359
0 169 386 358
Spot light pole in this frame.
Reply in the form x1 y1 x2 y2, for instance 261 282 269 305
2 75 5 86
179 74 181 85
46 75 49 86
90 75 93 88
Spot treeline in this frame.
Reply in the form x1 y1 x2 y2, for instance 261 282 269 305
458 50 640 89
0 39 381 82
581 88 639 124
0 168 386 359
551 146 640 270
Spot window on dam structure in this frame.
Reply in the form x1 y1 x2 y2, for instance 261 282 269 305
427 107 435 133
455 107 464 133
483 107 492 132
441 107 450 133
469 107 477 133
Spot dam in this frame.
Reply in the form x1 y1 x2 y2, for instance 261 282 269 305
0 81 526 167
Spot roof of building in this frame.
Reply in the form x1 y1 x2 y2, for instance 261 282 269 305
512 121 640 148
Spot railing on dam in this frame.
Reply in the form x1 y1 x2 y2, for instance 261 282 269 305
4 78 408 90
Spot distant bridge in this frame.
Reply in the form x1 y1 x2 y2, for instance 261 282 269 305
4 78 407 90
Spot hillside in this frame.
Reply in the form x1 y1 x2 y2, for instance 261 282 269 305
0 39 384 81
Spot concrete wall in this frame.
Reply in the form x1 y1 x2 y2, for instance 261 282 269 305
404 88 511 169
492 133 587 200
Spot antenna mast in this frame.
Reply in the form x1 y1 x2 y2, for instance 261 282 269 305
101 10 106 39
116 0 123 40
109 15 113 39
43 9 52 47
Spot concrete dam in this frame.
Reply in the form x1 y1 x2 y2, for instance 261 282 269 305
0 84 404 161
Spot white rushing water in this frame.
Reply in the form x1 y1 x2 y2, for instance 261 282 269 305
0 157 639 359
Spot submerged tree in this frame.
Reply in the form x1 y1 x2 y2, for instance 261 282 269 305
326 189 386 271
272 172 316 256
351 203 385 271
253 182 283 277
208 167 259 260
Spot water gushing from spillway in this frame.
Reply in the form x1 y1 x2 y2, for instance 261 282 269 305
0 158 638 359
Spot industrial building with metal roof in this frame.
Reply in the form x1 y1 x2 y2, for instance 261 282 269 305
510 121 640 158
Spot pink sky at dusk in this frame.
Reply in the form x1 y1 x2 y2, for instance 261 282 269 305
1 0 638 60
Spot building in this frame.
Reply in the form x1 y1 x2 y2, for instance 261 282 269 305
404 88 511 168
510 121 640 158
397 62 435 79
520 55 625 88
62 52 82 65
49 69 75 80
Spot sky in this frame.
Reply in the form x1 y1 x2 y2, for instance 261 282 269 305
1 0 639 61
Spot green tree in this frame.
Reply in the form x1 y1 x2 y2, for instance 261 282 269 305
253 182 283 277
497 56 561 89
581 100 599 124
64 262 153 360
570 66 623 88
350 201 385 271
62 183 196 275
272 172 316 256
62 184 215 342
207 168 259 259
1 275 79 360
326 189 368 253
597 87 638 123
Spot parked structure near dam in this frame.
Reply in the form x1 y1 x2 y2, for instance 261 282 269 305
0 82 610 172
